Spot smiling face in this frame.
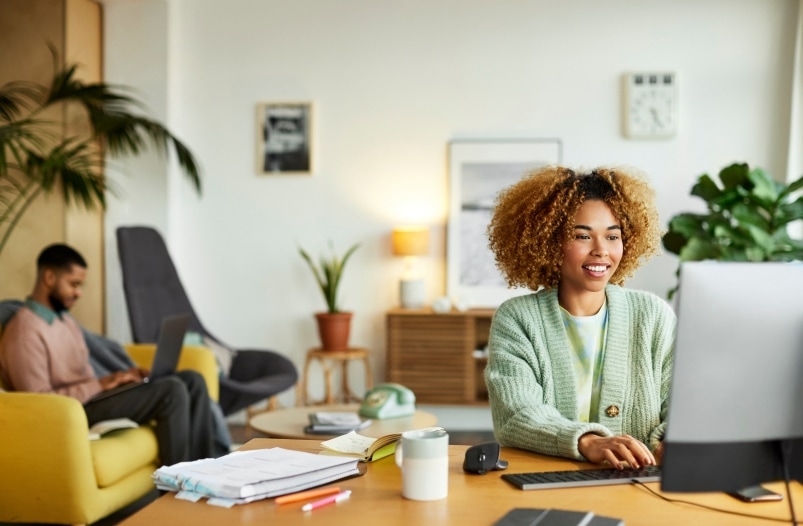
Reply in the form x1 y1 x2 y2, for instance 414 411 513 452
558 199 623 314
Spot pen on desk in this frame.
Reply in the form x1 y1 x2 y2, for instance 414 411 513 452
301 490 352 512
275 486 341 505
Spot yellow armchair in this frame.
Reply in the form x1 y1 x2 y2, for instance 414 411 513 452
126 343 219 401
0 344 218 525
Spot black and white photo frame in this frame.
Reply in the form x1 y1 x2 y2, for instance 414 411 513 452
256 101 313 174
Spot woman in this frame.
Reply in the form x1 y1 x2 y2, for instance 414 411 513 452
485 166 675 469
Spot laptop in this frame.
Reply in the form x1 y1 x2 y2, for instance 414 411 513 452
86 313 190 403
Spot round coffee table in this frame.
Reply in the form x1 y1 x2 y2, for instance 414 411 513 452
248 403 438 439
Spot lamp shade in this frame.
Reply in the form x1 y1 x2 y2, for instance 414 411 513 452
392 227 429 257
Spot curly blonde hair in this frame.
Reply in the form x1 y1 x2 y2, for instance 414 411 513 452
488 165 661 290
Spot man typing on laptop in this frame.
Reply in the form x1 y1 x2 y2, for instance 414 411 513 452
0 244 217 465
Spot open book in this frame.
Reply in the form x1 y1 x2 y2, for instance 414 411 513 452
319 430 401 462
88 418 138 440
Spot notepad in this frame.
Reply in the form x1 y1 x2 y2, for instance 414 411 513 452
319 430 401 462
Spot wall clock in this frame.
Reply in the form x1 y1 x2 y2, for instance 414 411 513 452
622 72 677 139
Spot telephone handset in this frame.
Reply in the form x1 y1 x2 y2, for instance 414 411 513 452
358 383 416 420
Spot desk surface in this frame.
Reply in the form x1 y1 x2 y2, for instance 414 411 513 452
121 438 802 525
248 403 437 439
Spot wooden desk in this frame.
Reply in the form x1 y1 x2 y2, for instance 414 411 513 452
121 438 803 525
248 403 437 439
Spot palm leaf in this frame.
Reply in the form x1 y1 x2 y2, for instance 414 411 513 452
0 49 203 255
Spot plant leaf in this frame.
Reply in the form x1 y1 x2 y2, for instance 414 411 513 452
746 166 780 206
718 163 749 190
678 237 720 261
731 202 770 232
776 196 803 226
298 242 360 313
779 173 803 198
667 213 707 238
690 174 722 203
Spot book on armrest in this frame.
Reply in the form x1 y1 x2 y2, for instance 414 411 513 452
88 418 138 440
319 430 401 462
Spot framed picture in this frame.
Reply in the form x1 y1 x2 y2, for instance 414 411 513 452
446 139 562 308
256 102 312 174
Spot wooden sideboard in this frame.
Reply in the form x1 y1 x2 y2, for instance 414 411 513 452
386 308 495 404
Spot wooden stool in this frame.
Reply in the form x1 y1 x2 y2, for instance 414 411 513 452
298 347 372 406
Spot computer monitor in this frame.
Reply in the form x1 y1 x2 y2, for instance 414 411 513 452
662 261 803 493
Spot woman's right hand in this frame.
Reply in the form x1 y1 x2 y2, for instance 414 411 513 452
578 433 656 469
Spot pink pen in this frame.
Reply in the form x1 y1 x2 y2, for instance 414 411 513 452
301 489 352 512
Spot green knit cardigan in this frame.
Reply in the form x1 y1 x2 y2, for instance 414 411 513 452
485 284 676 461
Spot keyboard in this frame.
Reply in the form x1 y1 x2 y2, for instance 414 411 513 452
501 465 661 490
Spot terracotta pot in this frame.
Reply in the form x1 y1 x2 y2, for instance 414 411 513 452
314 312 352 351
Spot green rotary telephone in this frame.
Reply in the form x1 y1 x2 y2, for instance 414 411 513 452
358 383 415 419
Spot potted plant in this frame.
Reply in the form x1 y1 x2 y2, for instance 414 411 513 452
662 162 803 298
299 241 360 350
0 51 201 256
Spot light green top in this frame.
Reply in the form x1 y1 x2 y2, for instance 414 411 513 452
561 302 608 423
485 285 676 461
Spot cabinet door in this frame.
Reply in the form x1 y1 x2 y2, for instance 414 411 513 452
387 314 477 404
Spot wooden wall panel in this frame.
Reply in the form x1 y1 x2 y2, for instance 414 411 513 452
0 0 103 333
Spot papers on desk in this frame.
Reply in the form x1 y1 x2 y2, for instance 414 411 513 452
152 447 361 506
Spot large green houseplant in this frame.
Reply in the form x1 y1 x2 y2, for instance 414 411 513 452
662 162 803 297
0 54 201 256
299 241 360 350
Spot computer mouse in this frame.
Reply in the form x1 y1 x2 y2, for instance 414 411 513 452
463 441 509 474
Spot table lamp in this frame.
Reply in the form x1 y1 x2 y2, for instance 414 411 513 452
392 226 429 309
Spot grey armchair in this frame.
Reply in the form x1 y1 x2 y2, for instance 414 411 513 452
116 226 298 415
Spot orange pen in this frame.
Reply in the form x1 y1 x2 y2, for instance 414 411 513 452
274 486 341 505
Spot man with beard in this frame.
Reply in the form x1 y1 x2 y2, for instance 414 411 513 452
0 244 216 465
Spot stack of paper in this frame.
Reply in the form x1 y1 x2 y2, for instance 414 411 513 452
152 447 361 506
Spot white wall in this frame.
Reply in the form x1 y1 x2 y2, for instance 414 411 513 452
103 0 798 405
102 0 171 341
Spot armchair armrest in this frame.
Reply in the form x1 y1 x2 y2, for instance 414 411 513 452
125 344 219 401
0 392 104 524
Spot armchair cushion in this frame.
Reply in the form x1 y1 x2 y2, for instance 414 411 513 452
90 426 158 487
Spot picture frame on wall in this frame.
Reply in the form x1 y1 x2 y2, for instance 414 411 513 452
446 138 562 308
256 101 312 174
